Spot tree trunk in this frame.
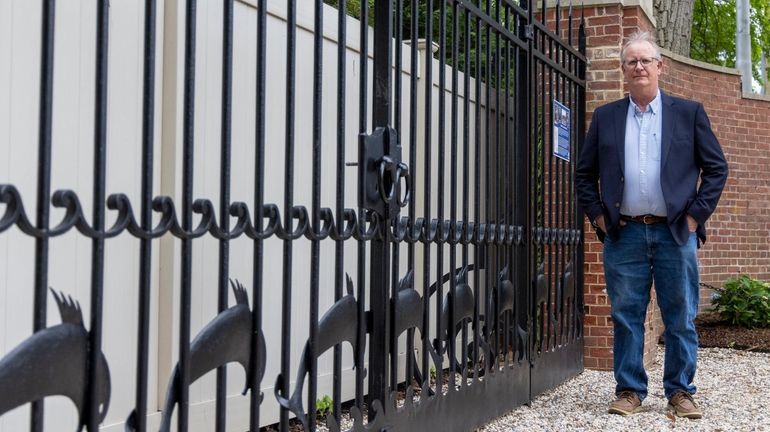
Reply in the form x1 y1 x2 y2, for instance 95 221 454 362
653 0 695 57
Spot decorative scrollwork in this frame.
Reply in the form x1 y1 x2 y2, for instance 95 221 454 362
0 183 393 244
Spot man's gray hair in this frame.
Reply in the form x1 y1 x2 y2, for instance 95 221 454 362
620 31 662 61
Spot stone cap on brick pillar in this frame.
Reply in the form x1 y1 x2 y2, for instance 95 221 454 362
542 0 656 28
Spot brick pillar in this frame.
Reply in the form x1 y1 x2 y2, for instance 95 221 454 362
578 1 665 371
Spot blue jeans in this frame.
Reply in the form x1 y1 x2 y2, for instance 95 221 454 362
603 221 699 400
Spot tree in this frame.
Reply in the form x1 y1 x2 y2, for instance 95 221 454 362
689 0 770 82
324 0 511 83
654 0 696 56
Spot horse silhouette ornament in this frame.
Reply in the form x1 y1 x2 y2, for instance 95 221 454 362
0 289 111 431
125 279 266 432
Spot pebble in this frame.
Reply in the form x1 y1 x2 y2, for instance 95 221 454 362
316 348 770 431
478 347 770 432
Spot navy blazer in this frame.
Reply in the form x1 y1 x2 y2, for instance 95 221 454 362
575 91 728 246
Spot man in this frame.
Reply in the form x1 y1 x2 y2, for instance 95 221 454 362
575 31 728 419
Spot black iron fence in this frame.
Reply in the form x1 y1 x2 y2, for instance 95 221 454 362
0 0 585 431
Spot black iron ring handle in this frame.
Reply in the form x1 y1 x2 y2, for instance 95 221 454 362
378 156 398 204
396 162 410 208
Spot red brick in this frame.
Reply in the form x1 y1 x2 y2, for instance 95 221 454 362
584 356 599 369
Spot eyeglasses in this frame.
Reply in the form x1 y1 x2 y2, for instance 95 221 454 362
623 57 660 69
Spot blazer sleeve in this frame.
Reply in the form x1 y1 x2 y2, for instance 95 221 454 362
576 110 605 223
688 103 728 225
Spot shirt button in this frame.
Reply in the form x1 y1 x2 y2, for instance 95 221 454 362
621 177 625 182
614 202 620 208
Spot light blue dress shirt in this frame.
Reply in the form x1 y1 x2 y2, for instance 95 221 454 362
620 90 667 217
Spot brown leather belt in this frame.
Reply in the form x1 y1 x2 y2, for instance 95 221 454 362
621 214 667 225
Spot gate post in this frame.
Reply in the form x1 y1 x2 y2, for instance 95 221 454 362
516 0 533 374
368 0 394 412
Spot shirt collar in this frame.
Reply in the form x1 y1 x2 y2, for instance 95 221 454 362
629 89 661 115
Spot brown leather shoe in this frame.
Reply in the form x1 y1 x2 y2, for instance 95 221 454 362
608 390 642 416
667 391 703 419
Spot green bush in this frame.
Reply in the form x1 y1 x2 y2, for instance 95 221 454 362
316 395 333 418
711 275 770 328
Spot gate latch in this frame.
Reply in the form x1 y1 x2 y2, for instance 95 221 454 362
359 126 410 218
524 24 534 40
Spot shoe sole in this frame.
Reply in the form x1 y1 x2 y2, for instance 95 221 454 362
667 404 702 419
607 406 643 416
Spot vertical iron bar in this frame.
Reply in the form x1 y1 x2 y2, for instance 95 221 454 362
249 0 268 428
494 2 504 366
280 0 297 428
538 14 547 353
333 0 347 421
461 0 472 379
308 0 324 428
502 4 511 365
550 28 560 348
564 7 577 342
421 0 434 392
549 28 559 353
407 0 418 288
372 0 393 128
473 1 482 379
537 1 545 357
484 0 494 372
394 0 403 133
179 0 198 429
390 243 400 391
135 0 158 430
556 4 564 348
462 0 470 268
436 0 446 383
390 0 404 394
449 0 460 383
355 0 369 411
560 29 567 347
405 0 419 393
216 1 234 430
563 43 577 341
567 0 577 46
473 0 480 378
565 5 578 342
369 0 393 410
31 0 55 428
87 1 109 430
516 0 531 372
576 12 586 345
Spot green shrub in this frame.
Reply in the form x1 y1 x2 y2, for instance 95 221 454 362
711 275 770 328
316 395 333 418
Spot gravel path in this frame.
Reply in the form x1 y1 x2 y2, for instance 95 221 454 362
479 347 770 432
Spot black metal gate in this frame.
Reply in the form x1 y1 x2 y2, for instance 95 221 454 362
0 0 585 431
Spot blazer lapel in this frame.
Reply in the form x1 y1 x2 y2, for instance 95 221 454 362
614 97 629 175
661 92 675 170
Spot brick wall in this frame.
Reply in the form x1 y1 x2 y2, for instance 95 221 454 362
659 56 770 296
580 2 770 371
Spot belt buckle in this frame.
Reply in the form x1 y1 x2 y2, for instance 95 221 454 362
642 215 654 224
